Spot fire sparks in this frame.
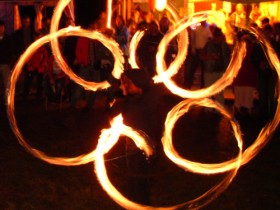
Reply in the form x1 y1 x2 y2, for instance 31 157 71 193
5 0 280 209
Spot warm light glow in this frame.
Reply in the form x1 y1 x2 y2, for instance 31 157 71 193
49 0 124 88
155 0 167 11
128 3 183 71
154 11 246 100
95 106 241 210
234 26 280 167
223 2 232 13
107 0 113 28
6 0 125 166
94 115 156 210
162 98 243 174
7 29 99 166
6 0 280 209
129 30 144 69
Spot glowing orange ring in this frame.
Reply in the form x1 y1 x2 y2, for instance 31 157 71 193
95 104 242 210
94 124 156 210
50 0 124 91
7 28 122 166
162 98 243 174
233 26 280 167
155 12 246 99
129 30 144 69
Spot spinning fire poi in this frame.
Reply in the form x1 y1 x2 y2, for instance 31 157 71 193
5 0 280 209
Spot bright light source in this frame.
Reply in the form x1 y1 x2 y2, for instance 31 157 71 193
156 0 167 11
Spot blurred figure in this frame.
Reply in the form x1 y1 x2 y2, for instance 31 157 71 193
70 22 101 111
126 19 137 40
127 8 141 39
159 16 177 66
13 15 35 95
260 17 270 29
110 69 166 205
202 28 231 106
137 10 154 30
45 42 69 103
254 25 277 121
23 31 48 101
137 20 163 77
250 4 261 24
233 33 258 116
159 15 180 83
0 20 14 104
13 15 35 58
41 17 51 35
230 3 246 27
114 15 130 69
193 20 213 87
183 26 197 89
95 32 116 111
159 15 169 34
207 3 226 34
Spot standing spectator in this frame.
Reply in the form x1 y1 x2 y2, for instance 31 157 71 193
137 10 154 31
70 22 100 112
183 26 197 89
127 9 141 39
95 36 116 111
45 45 69 103
202 27 231 107
233 33 258 116
137 20 163 77
254 25 277 121
114 15 130 70
41 17 51 35
159 15 180 83
23 31 48 101
13 15 35 57
159 16 177 66
193 20 213 87
13 15 35 96
0 20 14 104
249 4 261 24
260 17 270 29
60 18 78 101
230 3 246 27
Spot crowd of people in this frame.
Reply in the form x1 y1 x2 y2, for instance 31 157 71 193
183 12 279 122
0 6 278 117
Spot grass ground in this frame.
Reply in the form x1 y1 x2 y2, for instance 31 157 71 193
0 93 280 210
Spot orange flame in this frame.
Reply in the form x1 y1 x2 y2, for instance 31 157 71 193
6 0 280 209
129 30 144 69
107 0 113 28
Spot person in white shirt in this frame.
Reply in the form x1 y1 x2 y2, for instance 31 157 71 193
192 20 213 88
